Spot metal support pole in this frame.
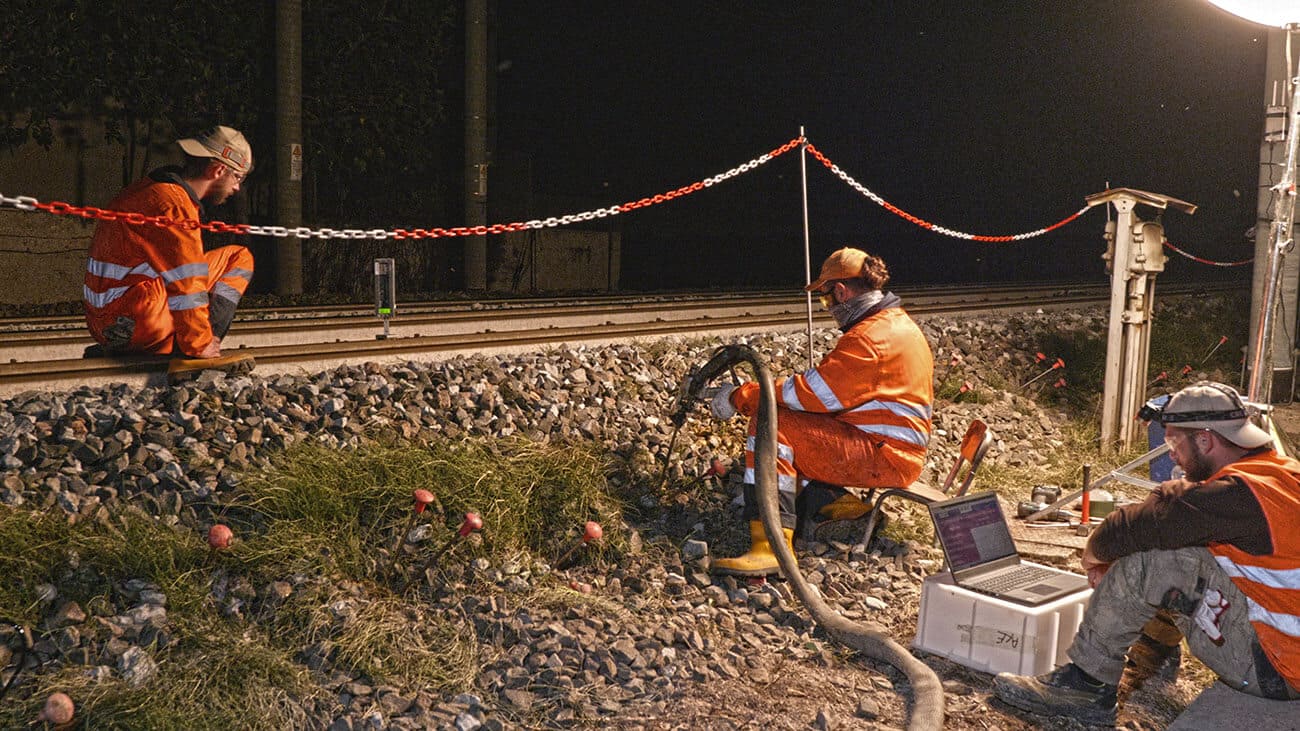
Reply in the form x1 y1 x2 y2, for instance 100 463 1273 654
274 0 303 296
1101 198 1137 450
463 0 489 291
1088 188 1191 453
1249 32 1300 407
799 126 814 370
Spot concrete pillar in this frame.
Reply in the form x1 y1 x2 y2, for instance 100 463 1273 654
275 0 303 295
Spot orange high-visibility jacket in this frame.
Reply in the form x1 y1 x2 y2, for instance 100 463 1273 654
1210 451 1300 690
84 174 215 355
731 304 934 473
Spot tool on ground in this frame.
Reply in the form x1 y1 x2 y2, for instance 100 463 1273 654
1031 485 1062 504
555 520 604 569
1075 464 1093 536
1020 357 1064 389
420 512 483 574
1147 370 1168 388
1023 445 1168 522
382 489 437 578
1199 335 1229 365
661 365 741 490
1016 500 1070 522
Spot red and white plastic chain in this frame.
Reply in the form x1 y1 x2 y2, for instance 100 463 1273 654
802 143 1090 242
0 138 802 241
1162 241 1252 267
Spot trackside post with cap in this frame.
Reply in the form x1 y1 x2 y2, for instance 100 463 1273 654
374 258 396 340
1084 188 1196 453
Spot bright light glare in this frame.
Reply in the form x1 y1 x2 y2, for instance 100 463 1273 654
1206 0 1300 26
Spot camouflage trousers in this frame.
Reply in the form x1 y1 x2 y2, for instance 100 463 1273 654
1068 546 1299 700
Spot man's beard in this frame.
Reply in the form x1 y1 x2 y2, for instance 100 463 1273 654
1183 440 1217 482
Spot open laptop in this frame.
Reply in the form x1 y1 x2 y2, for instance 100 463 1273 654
929 491 1090 606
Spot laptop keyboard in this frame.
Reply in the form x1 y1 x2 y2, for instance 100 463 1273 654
967 564 1055 594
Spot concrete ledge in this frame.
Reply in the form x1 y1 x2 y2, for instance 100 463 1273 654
1168 682 1299 730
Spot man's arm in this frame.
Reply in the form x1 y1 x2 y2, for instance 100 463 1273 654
1087 476 1271 564
729 339 877 417
142 192 217 357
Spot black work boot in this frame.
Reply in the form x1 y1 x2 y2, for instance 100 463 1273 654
993 663 1118 726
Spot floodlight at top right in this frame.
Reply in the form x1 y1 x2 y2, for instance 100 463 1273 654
1206 0 1300 27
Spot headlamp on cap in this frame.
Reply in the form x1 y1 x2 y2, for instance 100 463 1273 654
1136 394 1170 423
1138 386 1255 424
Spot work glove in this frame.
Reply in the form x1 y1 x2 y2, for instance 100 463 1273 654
701 384 737 419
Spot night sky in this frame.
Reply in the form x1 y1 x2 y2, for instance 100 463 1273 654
493 1 1269 290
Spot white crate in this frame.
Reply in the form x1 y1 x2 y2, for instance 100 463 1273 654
913 568 1092 676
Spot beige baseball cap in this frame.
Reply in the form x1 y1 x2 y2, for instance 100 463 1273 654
1160 381 1273 449
177 125 253 175
806 247 870 292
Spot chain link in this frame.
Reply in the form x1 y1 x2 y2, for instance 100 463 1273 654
1163 241 1252 267
803 143 1091 243
0 137 801 242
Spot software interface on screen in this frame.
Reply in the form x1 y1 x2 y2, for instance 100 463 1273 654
933 498 1017 570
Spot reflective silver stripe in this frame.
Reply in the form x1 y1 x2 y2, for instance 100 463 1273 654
212 282 242 302
1242 595 1300 638
781 378 801 410
746 436 794 464
803 369 843 411
1215 556 1300 590
87 258 157 281
225 267 253 281
83 284 129 308
854 422 930 447
167 291 209 311
160 262 209 284
782 368 843 412
847 399 933 421
743 468 797 494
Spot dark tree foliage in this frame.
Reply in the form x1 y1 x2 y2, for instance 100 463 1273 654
0 1 461 295
0 2 273 183
303 1 457 228
299 1 461 295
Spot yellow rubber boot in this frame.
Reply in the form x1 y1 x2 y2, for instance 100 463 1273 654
712 520 795 576
818 493 871 521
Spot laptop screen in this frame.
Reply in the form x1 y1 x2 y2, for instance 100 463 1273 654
930 492 1018 572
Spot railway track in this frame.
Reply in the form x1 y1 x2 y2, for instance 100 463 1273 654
0 281 1243 397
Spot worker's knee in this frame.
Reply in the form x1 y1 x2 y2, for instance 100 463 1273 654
1111 547 1218 609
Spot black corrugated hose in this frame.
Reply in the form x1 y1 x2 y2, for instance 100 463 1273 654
684 345 945 730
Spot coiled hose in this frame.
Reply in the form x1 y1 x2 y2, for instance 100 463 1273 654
685 345 945 730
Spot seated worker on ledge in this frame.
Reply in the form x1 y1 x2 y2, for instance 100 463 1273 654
704 247 934 576
994 381 1300 725
83 125 255 365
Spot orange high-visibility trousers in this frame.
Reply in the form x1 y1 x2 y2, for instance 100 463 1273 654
86 245 253 355
742 406 925 508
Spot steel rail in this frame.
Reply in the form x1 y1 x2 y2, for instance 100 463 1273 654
0 284 1116 363
0 281 1243 397
0 281 1108 332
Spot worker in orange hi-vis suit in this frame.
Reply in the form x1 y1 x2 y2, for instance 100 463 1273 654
704 247 934 575
83 125 255 367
